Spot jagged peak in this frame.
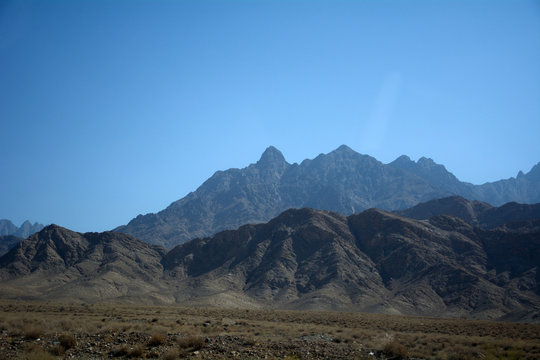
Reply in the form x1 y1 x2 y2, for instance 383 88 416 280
389 155 414 168
257 146 287 166
417 157 437 166
390 155 442 169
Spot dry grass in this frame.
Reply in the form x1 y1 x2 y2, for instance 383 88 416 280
163 348 180 360
23 325 43 340
0 300 537 359
58 333 77 349
383 340 408 358
148 332 166 346
21 343 56 360
177 335 205 350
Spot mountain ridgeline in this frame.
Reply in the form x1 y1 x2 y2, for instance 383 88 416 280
1 197 539 321
0 220 44 256
0 219 44 238
116 146 540 248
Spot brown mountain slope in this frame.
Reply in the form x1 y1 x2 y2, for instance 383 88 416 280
162 209 386 310
162 208 539 320
0 210 538 321
0 225 169 303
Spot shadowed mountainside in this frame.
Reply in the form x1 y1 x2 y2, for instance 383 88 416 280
0 235 23 257
115 146 540 248
396 195 540 228
1 205 539 321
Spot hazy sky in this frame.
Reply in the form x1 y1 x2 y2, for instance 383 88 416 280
1 0 539 232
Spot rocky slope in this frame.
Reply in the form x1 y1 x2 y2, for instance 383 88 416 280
163 208 539 320
0 225 169 303
115 146 540 248
0 235 23 257
2 205 539 321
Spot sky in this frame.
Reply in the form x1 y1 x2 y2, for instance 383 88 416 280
1 0 539 232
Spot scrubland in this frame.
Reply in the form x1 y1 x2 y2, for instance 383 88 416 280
0 300 538 359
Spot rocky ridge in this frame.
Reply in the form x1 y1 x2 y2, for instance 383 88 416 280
1 201 539 321
115 146 540 248
0 219 43 238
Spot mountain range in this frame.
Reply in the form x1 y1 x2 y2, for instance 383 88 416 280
0 219 44 238
0 220 44 256
1 197 538 321
116 145 540 248
396 195 540 229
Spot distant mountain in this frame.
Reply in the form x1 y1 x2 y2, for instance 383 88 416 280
0 220 17 236
116 146 540 248
0 235 23 257
0 225 168 303
2 207 538 321
0 219 44 238
396 196 540 229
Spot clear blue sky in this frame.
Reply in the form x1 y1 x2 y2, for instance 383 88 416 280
1 0 539 232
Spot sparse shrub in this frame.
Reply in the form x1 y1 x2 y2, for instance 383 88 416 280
148 332 166 346
383 340 408 358
58 319 74 331
113 345 130 357
49 344 65 356
177 335 204 350
163 348 179 360
24 325 43 340
128 344 145 358
58 333 77 349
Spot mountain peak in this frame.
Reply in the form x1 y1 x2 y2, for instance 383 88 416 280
0 219 44 238
390 155 413 166
418 157 436 167
257 146 286 165
39 224 71 235
332 144 355 154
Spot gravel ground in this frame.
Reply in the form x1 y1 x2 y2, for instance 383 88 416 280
0 331 385 359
